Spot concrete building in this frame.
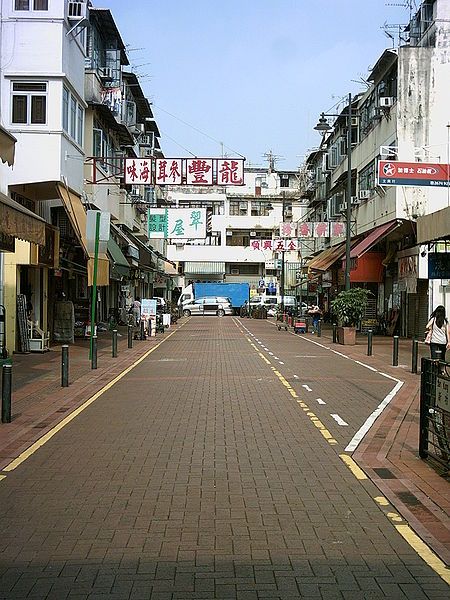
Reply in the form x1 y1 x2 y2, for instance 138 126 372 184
302 0 450 337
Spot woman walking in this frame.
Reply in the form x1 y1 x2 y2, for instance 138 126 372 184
425 305 450 360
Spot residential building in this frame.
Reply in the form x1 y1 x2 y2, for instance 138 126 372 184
301 0 450 336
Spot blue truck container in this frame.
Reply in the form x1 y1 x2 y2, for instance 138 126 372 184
194 283 249 312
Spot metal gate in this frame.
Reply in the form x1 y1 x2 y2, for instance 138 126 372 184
419 358 450 473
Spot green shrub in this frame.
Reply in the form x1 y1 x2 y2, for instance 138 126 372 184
330 287 373 327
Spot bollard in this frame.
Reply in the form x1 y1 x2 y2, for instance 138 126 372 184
2 364 12 423
61 344 69 387
317 319 322 337
411 338 418 374
140 320 145 340
91 335 98 370
128 324 133 348
393 335 399 366
112 329 118 358
367 330 373 356
332 323 337 344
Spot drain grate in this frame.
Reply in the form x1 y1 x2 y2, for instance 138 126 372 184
373 467 396 479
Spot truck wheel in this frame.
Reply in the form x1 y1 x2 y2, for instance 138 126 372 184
183 309 191 317
217 309 225 317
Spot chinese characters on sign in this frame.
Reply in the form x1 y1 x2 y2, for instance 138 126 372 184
277 222 346 239
147 209 207 239
378 160 450 187
124 158 244 186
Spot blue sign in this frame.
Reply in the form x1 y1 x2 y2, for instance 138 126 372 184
258 279 265 288
428 253 450 279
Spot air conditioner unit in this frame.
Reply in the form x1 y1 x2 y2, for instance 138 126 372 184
379 96 394 107
359 189 371 199
249 231 257 237
239 202 247 209
281 174 289 180
231 268 239 275
100 67 114 81
131 185 141 196
351 196 360 205
260 182 268 188
143 148 153 158
351 116 358 126
226 231 233 236
139 133 154 146
68 1 87 20
284 208 293 217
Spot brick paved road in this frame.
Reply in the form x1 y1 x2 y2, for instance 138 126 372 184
0 317 448 599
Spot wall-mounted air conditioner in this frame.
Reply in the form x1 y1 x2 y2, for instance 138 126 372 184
249 231 256 237
100 67 114 81
359 189 371 199
280 174 289 180
231 268 239 275
139 133 154 146
143 148 153 158
239 202 247 209
379 97 394 107
131 185 141 196
351 117 358 126
226 230 233 236
68 1 87 20
351 196 360 205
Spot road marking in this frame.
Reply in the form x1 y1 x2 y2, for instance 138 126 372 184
279 361 284 365
330 413 349 426
293 374 299 379
2 327 181 473
302 384 312 392
339 454 368 480
316 398 326 405
345 380 403 452
0 475 6 483
395 524 450 585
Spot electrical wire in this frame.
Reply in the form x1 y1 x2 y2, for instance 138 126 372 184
153 103 245 158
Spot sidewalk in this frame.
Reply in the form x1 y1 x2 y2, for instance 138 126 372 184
0 319 449 567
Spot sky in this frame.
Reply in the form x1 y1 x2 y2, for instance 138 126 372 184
101 0 411 171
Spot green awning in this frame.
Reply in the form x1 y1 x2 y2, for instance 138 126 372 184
108 238 130 280
184 261 225 275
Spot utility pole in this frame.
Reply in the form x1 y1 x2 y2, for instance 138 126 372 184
280 192 286 315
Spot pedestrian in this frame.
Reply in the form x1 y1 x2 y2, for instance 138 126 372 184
425 305 450 361
308 305 322 333
132 297 141 327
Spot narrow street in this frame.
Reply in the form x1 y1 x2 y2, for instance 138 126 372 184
0 318 448 599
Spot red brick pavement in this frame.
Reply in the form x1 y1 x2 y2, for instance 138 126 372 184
0 317 449 572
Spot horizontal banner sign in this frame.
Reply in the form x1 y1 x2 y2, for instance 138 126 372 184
279 222 346 239
148 208 207 239
125 158 244 186
378 160 450 187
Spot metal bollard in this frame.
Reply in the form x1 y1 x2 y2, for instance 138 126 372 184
61 344 69 387
393 335 399 366
128 324 133 348
332 323 337 344
91 335 98 370
367 330 373 356
317 319 322 337
2 364 12 423
140 320 145 340
112 329 118 358
411 338 418 374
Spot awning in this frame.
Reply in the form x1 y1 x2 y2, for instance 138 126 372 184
184 261 226 275
0 191 46 246
56 183 109 286
0 125 16 166
164 261 178 276
107 237 130 280
307 243 346 272
417 207 450 244
350 220 400 259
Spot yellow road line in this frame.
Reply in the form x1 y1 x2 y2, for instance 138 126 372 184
395 524 450 585
339 454 368 480
3 327 180 473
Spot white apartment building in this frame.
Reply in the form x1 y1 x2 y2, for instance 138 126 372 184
166 167 306 297
302 0 450 337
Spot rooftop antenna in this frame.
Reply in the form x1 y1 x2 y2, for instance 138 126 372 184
263 150 284 174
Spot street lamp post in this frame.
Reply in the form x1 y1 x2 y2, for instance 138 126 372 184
280 192 286 315
314 92 353 291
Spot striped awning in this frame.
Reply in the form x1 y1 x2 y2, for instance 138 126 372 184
184 261 225 275
0 192 46 246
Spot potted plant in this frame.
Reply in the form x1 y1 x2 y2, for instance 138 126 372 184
330 288 373 345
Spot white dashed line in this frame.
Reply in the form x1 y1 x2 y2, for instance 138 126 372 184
330 413 349 426
316 398 326 405
293 375 299 379
268 352 274 356
302 384 312 392
279 361 284 365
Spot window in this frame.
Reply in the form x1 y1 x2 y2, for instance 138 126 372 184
229 200 247 216
358 160 376 194
14 0 48 10
12 82 47 125
63 86 84 146
280 174 290 188
251 201 271 216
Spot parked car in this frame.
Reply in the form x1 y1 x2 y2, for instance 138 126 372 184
182 296 233 317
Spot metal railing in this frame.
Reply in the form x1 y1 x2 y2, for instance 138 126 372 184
419 357 450 473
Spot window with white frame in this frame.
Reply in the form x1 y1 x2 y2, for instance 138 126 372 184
12 81 47 125
62 86 84 146
14 0 49 10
